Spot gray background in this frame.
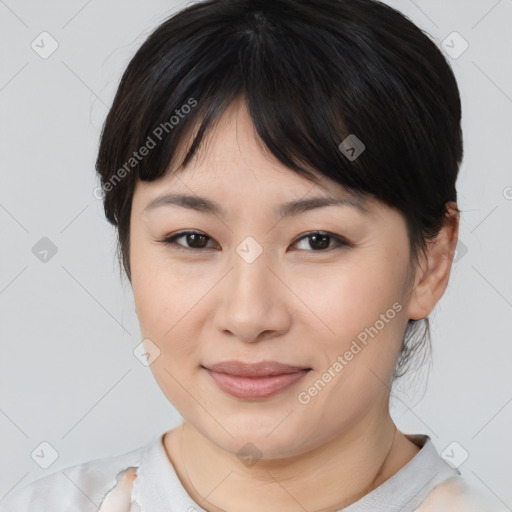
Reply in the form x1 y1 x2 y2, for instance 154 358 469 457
1 0 511 508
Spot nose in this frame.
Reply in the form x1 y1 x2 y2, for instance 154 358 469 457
213 250 292 343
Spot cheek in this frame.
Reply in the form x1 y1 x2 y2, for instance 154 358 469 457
307 260 406 337
130 249 210 369
305 257 409 395
131 242 187 334
132 262 204 405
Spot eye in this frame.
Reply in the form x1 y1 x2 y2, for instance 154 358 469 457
160 230 352 253
291 231 352 252
160 230 216 251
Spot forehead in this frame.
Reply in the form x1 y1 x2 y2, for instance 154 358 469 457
133 97 380 220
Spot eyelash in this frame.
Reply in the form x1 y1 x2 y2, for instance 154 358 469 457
159 230 352 253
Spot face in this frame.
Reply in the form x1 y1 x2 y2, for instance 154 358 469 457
129 97 416 459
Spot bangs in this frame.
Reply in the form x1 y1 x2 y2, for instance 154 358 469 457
122 2 437 213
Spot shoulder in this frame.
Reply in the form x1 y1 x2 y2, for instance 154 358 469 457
0 443 145 512
414 476 507 512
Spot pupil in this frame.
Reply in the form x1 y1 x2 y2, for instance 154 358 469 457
189 234 207 248
311 234 329 250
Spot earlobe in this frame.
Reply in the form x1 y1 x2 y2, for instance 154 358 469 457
406 203 460 321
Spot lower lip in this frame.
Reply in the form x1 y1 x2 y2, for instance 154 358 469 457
204 368 311 400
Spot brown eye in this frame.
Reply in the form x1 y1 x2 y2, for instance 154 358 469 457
292 231 351 252
161 231 214 251
307 233 331 250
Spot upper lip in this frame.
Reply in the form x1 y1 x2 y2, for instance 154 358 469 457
202 360 311 377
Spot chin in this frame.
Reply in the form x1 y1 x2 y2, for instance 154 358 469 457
194 415 313 460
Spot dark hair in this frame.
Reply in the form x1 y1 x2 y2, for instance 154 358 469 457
95 0 463 381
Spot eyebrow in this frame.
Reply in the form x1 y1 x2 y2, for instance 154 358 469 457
143 192 371 218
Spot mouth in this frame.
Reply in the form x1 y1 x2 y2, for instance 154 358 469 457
201 361 312 400
201 360 312 377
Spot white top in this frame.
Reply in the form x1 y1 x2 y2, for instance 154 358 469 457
0 431 504 511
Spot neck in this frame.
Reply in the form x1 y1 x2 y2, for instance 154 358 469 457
164 411 420 512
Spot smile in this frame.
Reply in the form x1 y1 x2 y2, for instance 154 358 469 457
203 367 311 400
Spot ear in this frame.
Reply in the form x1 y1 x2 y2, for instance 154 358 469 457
407 202 460 321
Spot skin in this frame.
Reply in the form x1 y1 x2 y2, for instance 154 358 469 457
129 96 459 512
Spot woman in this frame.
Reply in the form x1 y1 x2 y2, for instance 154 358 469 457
1 0 503 510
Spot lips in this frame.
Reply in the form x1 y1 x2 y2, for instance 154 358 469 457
202 360 312 377
201 360 312 400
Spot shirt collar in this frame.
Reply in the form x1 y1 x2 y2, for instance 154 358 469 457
131 431 209 511
342 434 461 512
131 431 460 512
